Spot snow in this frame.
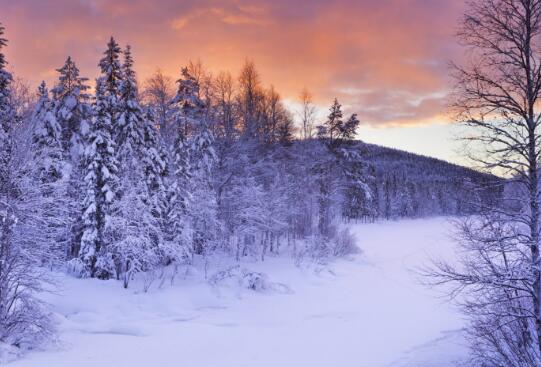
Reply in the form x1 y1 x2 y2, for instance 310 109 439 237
7 217 467 366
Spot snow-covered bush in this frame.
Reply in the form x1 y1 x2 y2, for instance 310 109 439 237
332 227 359 257
239 270 270 292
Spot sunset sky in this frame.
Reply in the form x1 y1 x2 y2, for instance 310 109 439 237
1 0 468 163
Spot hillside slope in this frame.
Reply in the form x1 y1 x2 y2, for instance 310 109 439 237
357 142 501 219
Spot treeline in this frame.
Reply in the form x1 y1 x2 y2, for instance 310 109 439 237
361 143 501 220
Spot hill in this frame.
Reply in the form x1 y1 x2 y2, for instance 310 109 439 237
357 142 501 219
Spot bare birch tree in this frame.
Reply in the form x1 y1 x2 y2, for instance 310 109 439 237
428 0 541 365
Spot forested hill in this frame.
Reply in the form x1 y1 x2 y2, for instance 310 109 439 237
354 141 502 219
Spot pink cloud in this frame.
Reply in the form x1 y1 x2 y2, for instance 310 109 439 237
1 0 466 126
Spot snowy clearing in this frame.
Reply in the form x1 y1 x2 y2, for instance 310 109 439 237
6 217 467 367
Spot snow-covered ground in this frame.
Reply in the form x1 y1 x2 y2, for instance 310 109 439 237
7 217 468 366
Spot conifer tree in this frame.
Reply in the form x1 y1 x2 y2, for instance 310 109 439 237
77 78 120 279
98 37 123 146
50 57 92 259
52 57 91 157
142 108 169 227
24 82 71 263
113 46 162 285
163 121 192 262
32 82 64 182
189 121 219 255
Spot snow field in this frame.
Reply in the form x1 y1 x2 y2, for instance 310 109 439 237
8 217 467 367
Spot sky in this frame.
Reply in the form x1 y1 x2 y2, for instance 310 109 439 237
1 0 468 164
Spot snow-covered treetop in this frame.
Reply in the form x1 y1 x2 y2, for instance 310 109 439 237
35 81 50 116
98 37 123 96
172 67 206 129
32 82 62 157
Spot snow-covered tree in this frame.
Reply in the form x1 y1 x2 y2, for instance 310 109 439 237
113 46 163 286
98 37 122 146
50 57 92 259
76 78 121 279
17 82 71 264
161 67 205 262
31 83 63 184
51 57 91 158
0 23 53 351
189 122 219 256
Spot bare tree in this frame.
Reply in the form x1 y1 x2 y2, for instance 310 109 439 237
142 69 175 140
299 87 316 140
213 71 236 142
237 60 264 138
428 0 541 365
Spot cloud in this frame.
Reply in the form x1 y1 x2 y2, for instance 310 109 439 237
171 4 271 30
0 0 466 126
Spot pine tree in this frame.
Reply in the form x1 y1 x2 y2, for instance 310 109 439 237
113 46 162 286
23 82 72 264
189 122 219 255
163 124 192 262
173 66 219 257
171 67 205 137
98 37 123 145
99 37 123 97
317 99 343 144
117 45 145 159
32 82 64 182
51 57 91 157
162 67 208 261
142 108 169 228
317 99 360 147
50 57 92 259
77 78 120 279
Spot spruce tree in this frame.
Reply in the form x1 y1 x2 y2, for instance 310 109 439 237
98 37 123 146
113 46 162 285
172 66 219 257
26 82 71 263
142 108 169 234
51 57 92 259
52 56 91 157
163 125 192 262
189 122 218 255
78 78 120 279
32 82 64 182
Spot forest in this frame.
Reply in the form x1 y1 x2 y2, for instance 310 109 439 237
0 9 510 363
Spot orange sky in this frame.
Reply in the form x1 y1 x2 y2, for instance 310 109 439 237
1 0 472 164
1 0 466 126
